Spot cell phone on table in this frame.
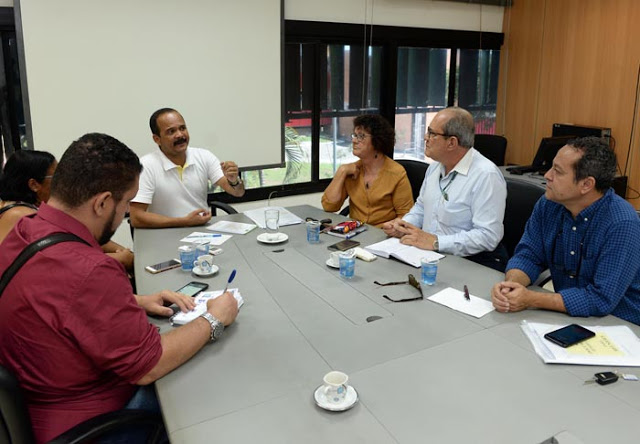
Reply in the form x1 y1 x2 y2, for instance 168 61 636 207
176 281 209 297
327 239 360 251
544 324 596 348
145 259 181 274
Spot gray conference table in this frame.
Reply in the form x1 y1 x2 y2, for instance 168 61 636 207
134 205 640 444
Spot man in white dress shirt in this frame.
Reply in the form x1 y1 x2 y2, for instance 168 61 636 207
382 106 508 271
130 108 245 228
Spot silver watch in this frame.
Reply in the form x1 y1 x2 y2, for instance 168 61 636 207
432 237 439 251
200 312 224 342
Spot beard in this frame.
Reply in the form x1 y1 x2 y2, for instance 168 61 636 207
97 207 117 246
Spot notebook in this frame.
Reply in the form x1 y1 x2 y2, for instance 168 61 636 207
365 238 443 268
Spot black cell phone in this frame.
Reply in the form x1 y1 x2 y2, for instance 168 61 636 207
544 324 596 348
176 281 209 297
145 259 181 274
327 239 360 251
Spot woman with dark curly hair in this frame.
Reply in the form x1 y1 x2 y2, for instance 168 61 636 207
322 114 414 227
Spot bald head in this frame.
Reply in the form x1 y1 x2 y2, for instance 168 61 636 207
439 107 475 148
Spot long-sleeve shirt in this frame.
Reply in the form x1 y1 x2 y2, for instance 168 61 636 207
403 148 506 256
322 156 414 227
507 189 640 325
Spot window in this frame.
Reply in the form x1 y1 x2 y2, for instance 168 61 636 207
213 21 503 203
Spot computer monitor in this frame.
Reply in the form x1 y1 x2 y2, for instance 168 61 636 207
530 135 575 173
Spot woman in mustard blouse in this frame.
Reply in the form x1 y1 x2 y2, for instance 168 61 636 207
322 114 414 227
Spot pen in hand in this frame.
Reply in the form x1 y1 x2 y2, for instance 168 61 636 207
223 269 237 294
463 284 470 301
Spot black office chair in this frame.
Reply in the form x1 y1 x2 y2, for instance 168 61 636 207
396 159 428 201
0 363 165 444
502 178 545 257
208 200 239 216
474 134 507 166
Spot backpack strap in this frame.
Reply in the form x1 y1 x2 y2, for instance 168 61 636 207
0 233 90 297
0 202 39 216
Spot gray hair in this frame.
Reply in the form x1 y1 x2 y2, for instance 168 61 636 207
442 107 475 148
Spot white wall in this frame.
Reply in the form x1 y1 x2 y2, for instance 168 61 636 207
285 0 503 32
0 0 12 6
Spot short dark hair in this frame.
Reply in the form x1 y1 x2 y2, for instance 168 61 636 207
442 107 475 148
0 150 56 203
567 136 617 192
353 114 395 157
149 107 179 136
51 133 142 208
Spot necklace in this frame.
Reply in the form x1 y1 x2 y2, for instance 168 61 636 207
439 171 458 201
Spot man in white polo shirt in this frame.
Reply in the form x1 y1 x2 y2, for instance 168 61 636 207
130 108 245 228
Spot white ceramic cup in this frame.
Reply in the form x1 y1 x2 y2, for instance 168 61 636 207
193 254 214 274
322 370 349 404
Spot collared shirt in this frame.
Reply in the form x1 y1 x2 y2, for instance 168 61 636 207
321 156 414 227
133 146 224 217
403 148 506 256
508 189 640 325
0 204 162 443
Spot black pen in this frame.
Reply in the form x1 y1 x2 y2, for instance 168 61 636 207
463 284 470 301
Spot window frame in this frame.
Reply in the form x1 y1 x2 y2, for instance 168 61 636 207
211 20 503 204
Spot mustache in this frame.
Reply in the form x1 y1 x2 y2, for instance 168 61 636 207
173 137 187 146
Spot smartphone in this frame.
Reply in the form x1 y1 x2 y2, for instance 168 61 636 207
145 259 181 274
544 324 596 348
327 239 360 251
176 281 209 297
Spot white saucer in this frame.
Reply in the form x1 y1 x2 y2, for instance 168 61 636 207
325 258 339 269
192 264 219 277
257 232 289 244
313 385 358 412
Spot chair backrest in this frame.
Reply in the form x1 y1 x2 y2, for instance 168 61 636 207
396 159 429 201
503 178 546 257
0 364 35 444
474 134 507 166
207 200 239 216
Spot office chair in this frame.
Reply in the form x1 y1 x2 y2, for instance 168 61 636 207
396 159 428 201
0 363 166 444
208 200 239 216
474 134 507 166
502 178 545 257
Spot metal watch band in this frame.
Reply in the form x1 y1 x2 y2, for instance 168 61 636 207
200 312 223 342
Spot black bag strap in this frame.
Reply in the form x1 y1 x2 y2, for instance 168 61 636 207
0 202 39 215
0 233 90 297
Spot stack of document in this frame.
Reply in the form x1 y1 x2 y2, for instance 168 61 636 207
171 289 244 326
365 237 443 268
243 207 303 228
521 320 640 366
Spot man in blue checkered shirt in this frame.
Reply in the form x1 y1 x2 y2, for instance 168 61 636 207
492 137 640 325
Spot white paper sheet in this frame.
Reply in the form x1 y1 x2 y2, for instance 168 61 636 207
243 206 304 228
171 288 244 326
521 321 640 366
427 287 495 318
179 232 232 245
206 220 257 235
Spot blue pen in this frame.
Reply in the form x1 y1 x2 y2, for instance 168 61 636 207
223 269 237 294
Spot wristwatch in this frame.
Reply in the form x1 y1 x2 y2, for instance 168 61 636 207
200 312 224 342
228 178 242 187
432 237 439 251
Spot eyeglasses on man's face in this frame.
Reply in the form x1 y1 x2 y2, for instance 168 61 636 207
425 127 450 140
351 133 371 142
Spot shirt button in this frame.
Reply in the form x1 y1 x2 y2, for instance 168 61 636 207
572 226 577 231
584 217 588 221
570 251 575 255
569 276 575 279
